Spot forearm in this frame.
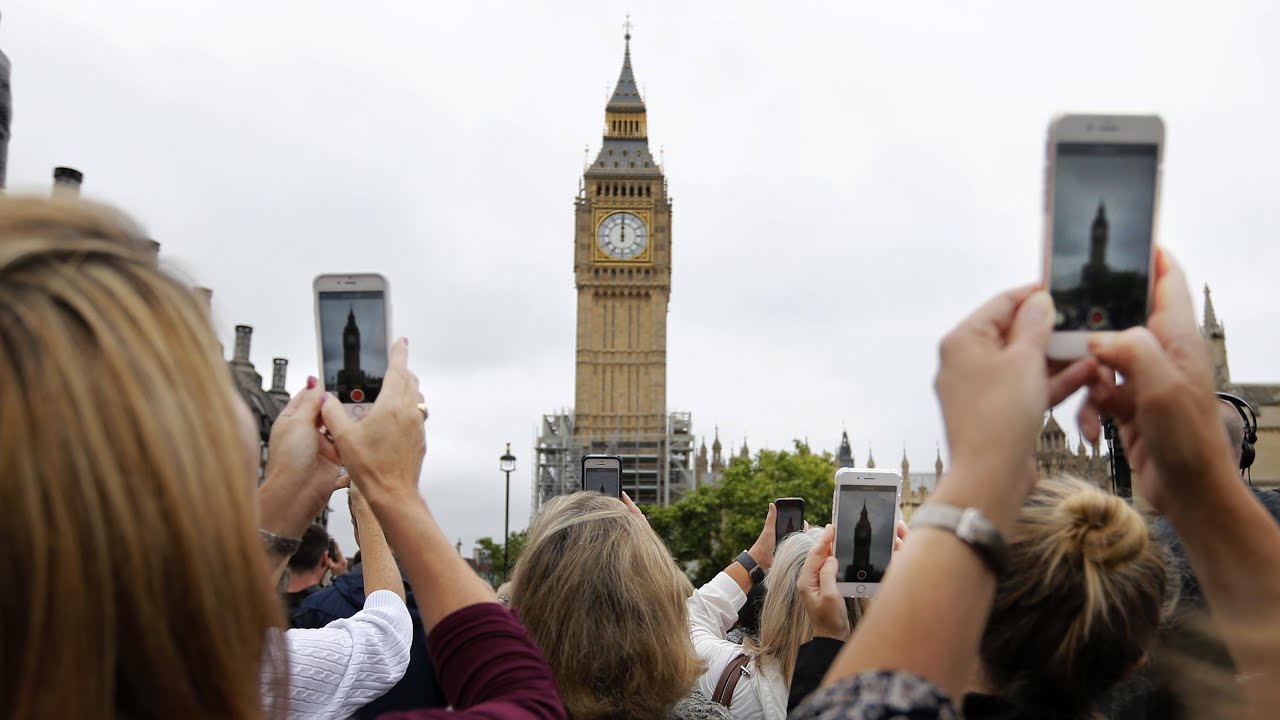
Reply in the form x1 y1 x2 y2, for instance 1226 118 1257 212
373 491 498 631
258 475 329 580
1167 466 1280 684
823 467 1005 699
355 505 406 602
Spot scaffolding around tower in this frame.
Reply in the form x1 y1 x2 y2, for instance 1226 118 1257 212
532 409 696 515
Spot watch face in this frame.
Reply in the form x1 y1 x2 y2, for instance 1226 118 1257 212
597 212 648 260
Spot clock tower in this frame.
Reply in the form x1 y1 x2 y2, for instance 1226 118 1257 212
534 25 694 511
573 29 670 440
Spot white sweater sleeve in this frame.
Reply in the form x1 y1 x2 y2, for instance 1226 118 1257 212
687 572 750 699
268 589 413 720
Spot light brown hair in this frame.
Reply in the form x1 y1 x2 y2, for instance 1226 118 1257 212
0 197 286 719
980 476 1168 719
744 527 822 683
511 492 704 720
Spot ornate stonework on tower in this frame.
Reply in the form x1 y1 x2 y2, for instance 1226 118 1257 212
534 25 695 511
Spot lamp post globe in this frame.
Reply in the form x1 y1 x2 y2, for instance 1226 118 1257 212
499 443 516 581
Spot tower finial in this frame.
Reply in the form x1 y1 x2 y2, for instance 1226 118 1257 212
624 12 633 42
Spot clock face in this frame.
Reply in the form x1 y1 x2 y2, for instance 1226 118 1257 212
597 212 648 260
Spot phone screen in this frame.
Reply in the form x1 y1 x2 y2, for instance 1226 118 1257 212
775 502 804 546
1049 142 1158 332
583 467 621 497
835 484 898 583
318 290 388 403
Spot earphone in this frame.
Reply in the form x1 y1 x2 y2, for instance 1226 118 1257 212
1216 392 1257 473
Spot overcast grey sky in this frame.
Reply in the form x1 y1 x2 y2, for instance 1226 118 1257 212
6 1 1278 556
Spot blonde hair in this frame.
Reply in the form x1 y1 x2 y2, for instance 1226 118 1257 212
981 476 1168 719
510 492 704 720
0 197 286 718
744 527 822 683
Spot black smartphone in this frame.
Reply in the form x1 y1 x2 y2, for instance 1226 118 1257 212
775 497 805 546
581 455 623 498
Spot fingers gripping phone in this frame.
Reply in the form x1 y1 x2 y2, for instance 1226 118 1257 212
581 455 623 498
314 274 392 418
833 468 903 598
775 497 805 547
1043 114 1164 360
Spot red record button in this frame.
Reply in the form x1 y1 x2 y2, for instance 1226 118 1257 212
350 388 365 403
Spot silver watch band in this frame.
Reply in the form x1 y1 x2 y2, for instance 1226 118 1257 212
911 504 1008 576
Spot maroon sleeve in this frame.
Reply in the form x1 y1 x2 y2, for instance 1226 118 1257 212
379 603 566 720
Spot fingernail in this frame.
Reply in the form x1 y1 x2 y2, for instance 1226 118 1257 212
1088 334 1112 353
306 376 317 390
402 337 409 347
319 393 327 406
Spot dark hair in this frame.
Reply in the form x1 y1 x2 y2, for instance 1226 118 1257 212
288 523 331 572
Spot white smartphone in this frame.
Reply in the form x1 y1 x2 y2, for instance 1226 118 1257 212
833 467 903 598
1043 114 1164 360
313 274 392 418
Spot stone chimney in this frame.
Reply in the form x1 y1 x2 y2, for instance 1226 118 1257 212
233 325 252 364
270 358 288 393
52 166 83 196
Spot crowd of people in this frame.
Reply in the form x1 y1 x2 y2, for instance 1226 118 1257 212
2 194 1279 719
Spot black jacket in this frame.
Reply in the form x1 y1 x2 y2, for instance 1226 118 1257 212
292 563 448 717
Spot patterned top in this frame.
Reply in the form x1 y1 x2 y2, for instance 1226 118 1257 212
790 671 960 720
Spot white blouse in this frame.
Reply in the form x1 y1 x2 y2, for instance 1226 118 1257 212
687 572 789 720
262 589 413 719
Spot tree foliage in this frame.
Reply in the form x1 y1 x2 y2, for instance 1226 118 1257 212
645 441 836 585
473 529 529 588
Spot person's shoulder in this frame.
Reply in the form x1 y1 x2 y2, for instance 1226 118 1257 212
1252 488 1280 521
292 574 366 627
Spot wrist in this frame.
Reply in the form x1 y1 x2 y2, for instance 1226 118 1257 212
930 463 1027 531
258 480 328 539
747 545 772 570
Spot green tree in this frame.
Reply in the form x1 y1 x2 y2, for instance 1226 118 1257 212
473 529 529 588
645 441 836 585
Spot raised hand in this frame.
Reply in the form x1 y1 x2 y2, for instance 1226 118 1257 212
747 502 779 570
319 338 426 512
797 525 849 640
1081 249 1235 513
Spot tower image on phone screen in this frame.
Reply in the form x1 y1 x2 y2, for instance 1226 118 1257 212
1049 143 1158 332
835 485 897 583
583 467 621 497
318 291 388 403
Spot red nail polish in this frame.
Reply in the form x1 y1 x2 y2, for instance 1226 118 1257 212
306 376 317 390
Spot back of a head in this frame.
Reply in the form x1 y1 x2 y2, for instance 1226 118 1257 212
980 477 1167 719
289 523 332 573
747 527 821 683
511 492 703 720
0 198 284 719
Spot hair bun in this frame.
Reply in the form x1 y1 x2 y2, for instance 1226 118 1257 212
1059 491 1148 566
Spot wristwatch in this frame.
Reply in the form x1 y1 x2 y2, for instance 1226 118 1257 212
735 551 766 585
910 504 1008 576
259 528 302 556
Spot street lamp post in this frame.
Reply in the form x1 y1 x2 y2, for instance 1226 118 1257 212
499 443 516 581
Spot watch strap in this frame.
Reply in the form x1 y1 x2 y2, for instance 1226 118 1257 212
259 528 302 556
911 504 1008 576
735 551 766 585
